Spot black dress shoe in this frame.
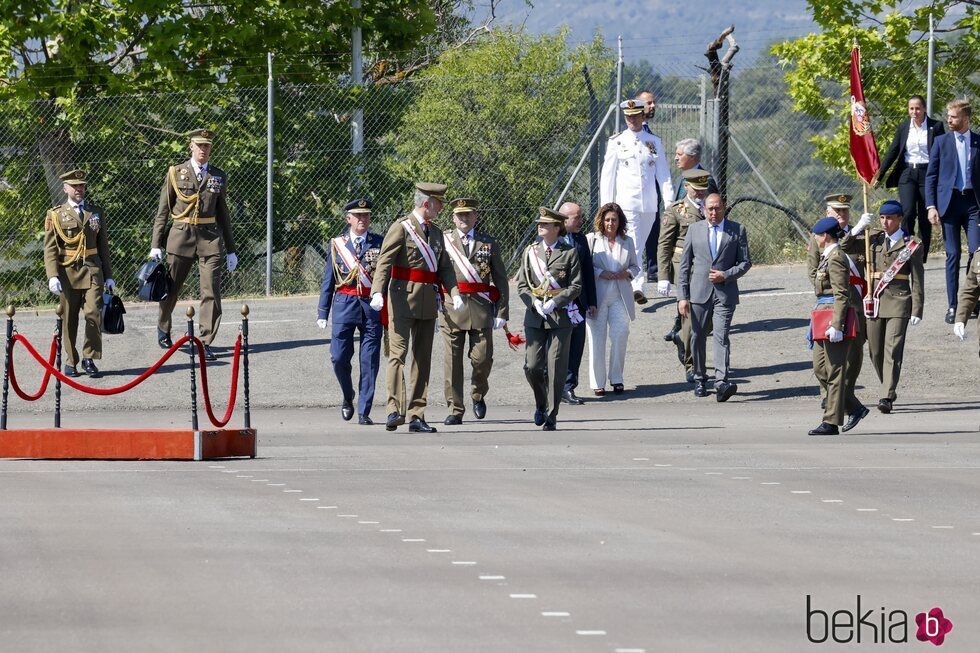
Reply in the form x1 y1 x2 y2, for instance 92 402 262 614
686 370 695 384
63 364 80 378
341 400 354 421
841 405 870 432
663 330 677 342
158 329 173 349
633 290 648 305
808 422 839 436
716 382 737 402
612 383 625 394
694 381 708 397
672 332 686 365
80 358 101 378
444 415 462 425
386 412 404 432
473 399 487 419
945 308 955 324
877 398 893 414
358 415 374 425
561 390 585 405
542 421 557 431
533 409 546 426
408 417 437 433
202 345 217 362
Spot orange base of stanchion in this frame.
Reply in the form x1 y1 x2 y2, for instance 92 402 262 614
0 428 257 460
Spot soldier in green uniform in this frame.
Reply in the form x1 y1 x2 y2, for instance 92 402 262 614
43 170 115 378
518 207 584 431
370 182 462 433
150 129 238 362
864 200 925 413
657 168 710 382
808 217 868 435
440 198 510 425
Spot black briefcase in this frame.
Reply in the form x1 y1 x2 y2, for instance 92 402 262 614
101 290 126 335
136 260 172 302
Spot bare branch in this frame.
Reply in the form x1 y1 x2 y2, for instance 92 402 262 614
109 16 158 70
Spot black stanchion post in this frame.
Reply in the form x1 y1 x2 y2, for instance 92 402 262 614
241 304 250 429
54 304 63 428
187 306 199 431
1 305 14 430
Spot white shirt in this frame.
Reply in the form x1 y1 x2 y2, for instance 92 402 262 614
904 120 929 165
707 220 725 256
67 198 84 215
821 242 839 259
412 209 428 226
457 228 475 254
190 160 208 180
887 228 905 249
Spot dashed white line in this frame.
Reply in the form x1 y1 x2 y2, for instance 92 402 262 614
479 575 505 580
972 533 980 536
632 458 650 461
426 549 451 553
541 611 570 617
317 506 338 510
358 521 379 524
251 479 269 482
208 465 225 469
576 630 606 636
704 472 723 475
822 499 843 503
267 483 285 486
284 489 302 493
452 561 477 566
380 529 402 532
654 464 672 467
235 475 252 478
337 514 358 518
731 476 751 480
893 518 915 522
761 482 781 485
510 594 536 599
402 538 426 542
791 490 812 494
615 649 647 653
299 498 319 501
856 508 878 512
932 526 954 529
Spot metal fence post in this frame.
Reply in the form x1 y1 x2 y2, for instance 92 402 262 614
1 305 14 430
187 307 199 431
241 304 250 429
266 51 275 297
54 304 63 428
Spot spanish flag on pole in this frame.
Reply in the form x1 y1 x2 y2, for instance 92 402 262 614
849 42 880 184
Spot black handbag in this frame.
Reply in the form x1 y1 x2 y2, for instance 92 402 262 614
136 260 172 302
101 290 126 334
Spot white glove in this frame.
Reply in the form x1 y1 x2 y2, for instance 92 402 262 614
226 253 238 272
370 293 384 311
493 318 506 330
657 280 672 296
851 212 873 236
542 299 557 315
533 299 546 317
954 322 966 340
317 319 327 329
104 278 115 291
148 248 163 261
48 277 62 295
909 316 921 326
825 326 843 343
452 295 464 311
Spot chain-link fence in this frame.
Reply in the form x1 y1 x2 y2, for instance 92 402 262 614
0 39 976 308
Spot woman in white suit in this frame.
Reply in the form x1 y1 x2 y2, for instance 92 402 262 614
585 202 640 395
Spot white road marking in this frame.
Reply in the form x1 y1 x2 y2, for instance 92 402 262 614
317 506 338 509
284 489 302 493
654 464 672 467
893 518 915 522
973 533 980 536
541 612 570 617
208 465 225 469
744 290 811 298
222 470 240 473
236 475 252 478
856 508 878 512
251 479 269 482
402 538 425 542
299 498 319 501
452 561 476 566
791 490 811 494
479 575 505 580
576 630 606 636
380 529 402 532
337 514 358 518
510 594 536 599
932 525 954 529
731 476 751 480
822 499 843 503
426 549 451 553
704 472 723 475
615 649 647 653
761 482 781 485
358 521 379 524
632 457 649 461
267 483 285 486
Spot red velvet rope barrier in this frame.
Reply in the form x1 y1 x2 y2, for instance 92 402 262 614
192 335 241 428
9 336 59 401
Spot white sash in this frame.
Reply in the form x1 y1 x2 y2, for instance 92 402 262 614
332 236 372 288
527 245 584 325
445 237 490 302
401 220 437 272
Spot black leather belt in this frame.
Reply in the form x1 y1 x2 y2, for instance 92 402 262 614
952 188 976 195
906 162 928 169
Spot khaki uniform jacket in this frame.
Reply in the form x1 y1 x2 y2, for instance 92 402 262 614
812 246 853 331
43 202 112 289
955 256 980 324
807 230 867 285
441 228 510 331
518 241 583 330
868 231 925 319
658 195 704 285
371 215 459 321
152 160 237 257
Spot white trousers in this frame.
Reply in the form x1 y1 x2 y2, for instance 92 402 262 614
624 210 656 292
586 287 631 389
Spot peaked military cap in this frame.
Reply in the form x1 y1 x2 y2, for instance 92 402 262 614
682 168 711 190
450 198 478 214
879 200 903 215
825 192 852 209
188 128 214 145
415 182 447 200
619 99 645 116
343 198 372 214
60 169 87 185
535 206 564 224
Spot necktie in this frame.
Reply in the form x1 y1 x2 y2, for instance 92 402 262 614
462 234 471 256
196 168 203 183
354 237 363 256
545 246 552 263
709 225 718 259
422 221 430 238
75 202 83 219
958 134 969 190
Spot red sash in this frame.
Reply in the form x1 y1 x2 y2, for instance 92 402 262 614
392 266 439 284
455 282 501 302
337 285 370 297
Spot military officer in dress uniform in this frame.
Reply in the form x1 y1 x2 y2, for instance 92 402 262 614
518 207 584 431
150 128 238 362
658 168 710 382
808 217 867 435
370 182 462 433
440 198 509 425
600 99 674 304
43 169 115 378
318 199 384 425
862 200 925 413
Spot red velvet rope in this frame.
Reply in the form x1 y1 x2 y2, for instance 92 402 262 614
191 335 241 428
9 336 59 401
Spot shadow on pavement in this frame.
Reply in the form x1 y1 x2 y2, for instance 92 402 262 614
732 317 810 334
251 338 325 355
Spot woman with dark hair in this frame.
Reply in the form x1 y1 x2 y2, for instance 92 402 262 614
585 202 640 395
876 94 945 260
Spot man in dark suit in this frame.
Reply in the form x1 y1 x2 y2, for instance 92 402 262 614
677 193 752 402
926 99 980 323
673 138 719 201
558 201 598 404
318 199 384 425
876 95 944 261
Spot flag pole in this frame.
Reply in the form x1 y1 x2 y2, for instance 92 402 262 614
863 181 871 302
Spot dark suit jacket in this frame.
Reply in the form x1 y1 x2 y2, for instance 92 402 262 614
567 231 597 312
678 219 752 307
318 231 383 323
926 129 980 215
878 117 944 188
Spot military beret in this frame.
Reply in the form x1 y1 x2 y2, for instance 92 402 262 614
535 206 564 224
619 99 645 116
59 169 87 185
188 128 214 145
825 192 852 209
879 200 903 215
450 198 478 214
682 168 711 190
343 198 372 214
415 182 447 200
813 216 844 235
